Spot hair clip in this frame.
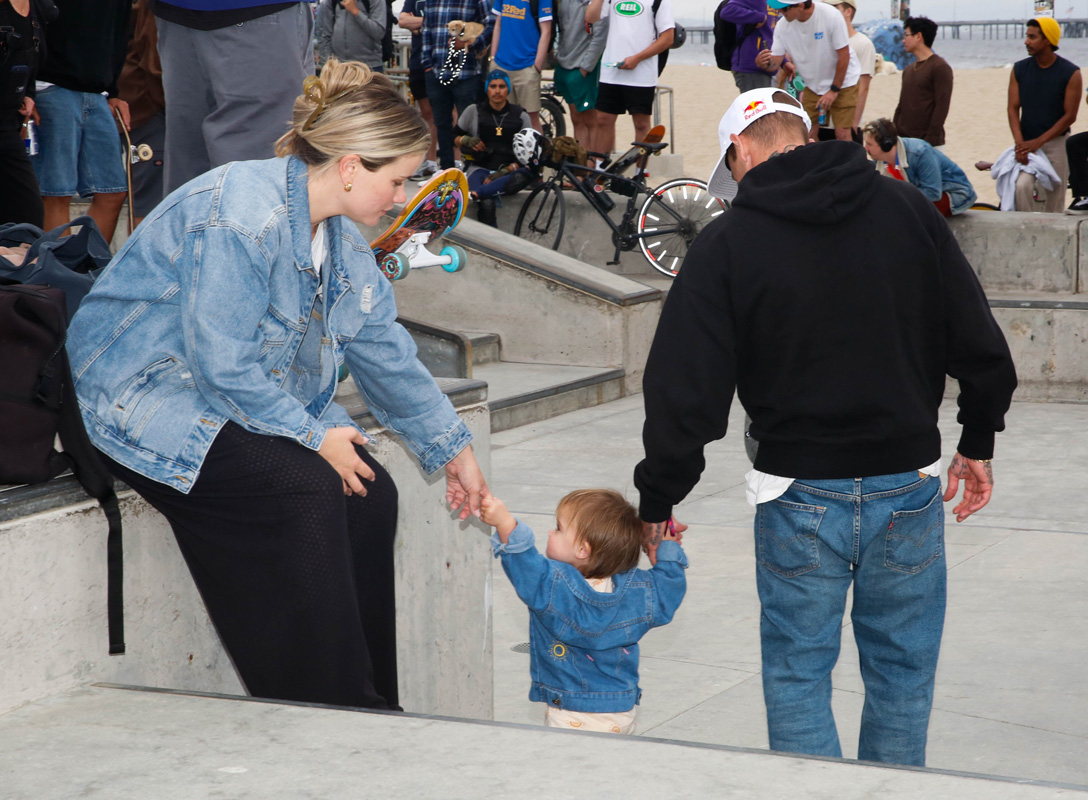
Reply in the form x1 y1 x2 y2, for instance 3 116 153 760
302 76 355 132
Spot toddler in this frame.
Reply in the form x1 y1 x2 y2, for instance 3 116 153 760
481 489 687 734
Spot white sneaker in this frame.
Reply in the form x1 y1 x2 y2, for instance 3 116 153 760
411 160 438 180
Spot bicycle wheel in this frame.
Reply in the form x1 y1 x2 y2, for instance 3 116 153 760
514 181 566 251
539 95 567 139
637 179 727 277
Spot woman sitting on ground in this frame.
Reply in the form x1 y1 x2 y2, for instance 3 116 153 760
67 59 488 711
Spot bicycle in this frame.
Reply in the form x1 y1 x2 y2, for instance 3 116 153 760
539 82 567 140
513 136 727 277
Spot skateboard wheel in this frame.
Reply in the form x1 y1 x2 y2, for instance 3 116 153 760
380 252 409 280
338 364 350 382
135 144 154 162
440 244 467 273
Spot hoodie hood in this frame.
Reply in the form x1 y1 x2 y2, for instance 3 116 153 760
731 140 880 225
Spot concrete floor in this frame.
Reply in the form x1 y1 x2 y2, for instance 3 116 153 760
487 394 1088 789
4 395 1087 798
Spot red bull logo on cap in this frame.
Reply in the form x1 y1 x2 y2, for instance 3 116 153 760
743 100 767 120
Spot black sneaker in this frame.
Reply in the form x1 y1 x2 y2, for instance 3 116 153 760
1068 197 1088 214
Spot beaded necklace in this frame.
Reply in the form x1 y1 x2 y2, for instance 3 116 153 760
438 37 466 86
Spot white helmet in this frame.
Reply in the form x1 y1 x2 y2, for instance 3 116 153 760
513 127 547 168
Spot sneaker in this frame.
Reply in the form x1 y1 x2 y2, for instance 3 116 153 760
1068 196 1088 214
411 159 438 181
454 160 466 172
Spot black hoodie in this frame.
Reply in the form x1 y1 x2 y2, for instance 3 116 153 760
634 140 1017 523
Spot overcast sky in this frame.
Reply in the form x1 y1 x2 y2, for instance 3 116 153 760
675 1 1088 24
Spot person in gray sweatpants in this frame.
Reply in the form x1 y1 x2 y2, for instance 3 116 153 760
153 1 315 195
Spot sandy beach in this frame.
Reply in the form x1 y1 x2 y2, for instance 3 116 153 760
662 63 1088 207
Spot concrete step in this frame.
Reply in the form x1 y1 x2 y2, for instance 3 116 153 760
474 361 625 432
462 330 501 365
3 684 1079 800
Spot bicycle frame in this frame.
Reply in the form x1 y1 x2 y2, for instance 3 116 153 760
548 157 678 264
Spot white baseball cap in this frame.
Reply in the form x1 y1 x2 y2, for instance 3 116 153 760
706 88 811 201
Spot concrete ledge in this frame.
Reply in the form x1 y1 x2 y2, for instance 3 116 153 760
947 211 1080 293
383 218 665 395
0 380 493 718
3 684 1083 799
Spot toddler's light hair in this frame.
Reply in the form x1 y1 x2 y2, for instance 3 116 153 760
557 489 643 579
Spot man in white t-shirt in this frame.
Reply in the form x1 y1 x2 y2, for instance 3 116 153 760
756 0 860 141
586 0 674 159
825 0 874 133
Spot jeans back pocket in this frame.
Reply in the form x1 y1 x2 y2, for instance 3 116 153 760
757 498 826 578
885 486 944 574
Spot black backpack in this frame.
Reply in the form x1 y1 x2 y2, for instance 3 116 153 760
0 218 125 656
650 0 683 76
712 0 754 72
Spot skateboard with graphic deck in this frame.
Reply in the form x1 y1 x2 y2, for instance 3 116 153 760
371 168 469 281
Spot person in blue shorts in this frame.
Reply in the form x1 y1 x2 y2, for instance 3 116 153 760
32 0 130 241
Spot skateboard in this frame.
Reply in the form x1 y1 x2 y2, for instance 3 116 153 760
603 124 666 177
371 168 469 281
114 107 153 233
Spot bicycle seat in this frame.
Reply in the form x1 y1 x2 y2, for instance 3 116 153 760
634 141 668 154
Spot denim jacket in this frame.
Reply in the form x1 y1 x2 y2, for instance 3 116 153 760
491 521 687 712
897 136 977 215
68 156 472 493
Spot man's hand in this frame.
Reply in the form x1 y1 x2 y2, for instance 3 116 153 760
318 426 375 496
459 135 486 152
818 89 839 112
18 96 39 125
943 452 994 522
1014 137 1041 164
480 494 517 541
641 517 687 565
445 445 489 520
619 55 642 70
108 97 130 131
756 49 779 72
341 0 360 15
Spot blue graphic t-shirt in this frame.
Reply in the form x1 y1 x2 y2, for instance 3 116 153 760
491 0 552 71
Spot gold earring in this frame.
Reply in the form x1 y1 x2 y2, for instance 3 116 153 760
344 182 352 192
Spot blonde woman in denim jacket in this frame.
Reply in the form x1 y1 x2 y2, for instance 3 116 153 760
68 59 488 711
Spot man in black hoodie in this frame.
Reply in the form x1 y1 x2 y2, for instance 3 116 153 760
634 88 1017 767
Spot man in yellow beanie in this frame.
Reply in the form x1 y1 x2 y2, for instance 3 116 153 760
1007 16 1082 212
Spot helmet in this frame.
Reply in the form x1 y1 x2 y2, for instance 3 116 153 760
513 127 548 168
671 22 687 48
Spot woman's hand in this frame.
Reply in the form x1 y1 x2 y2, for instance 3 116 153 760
445 445 489 520
319 426 375 496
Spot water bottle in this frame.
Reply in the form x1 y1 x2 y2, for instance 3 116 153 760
23 119 38 156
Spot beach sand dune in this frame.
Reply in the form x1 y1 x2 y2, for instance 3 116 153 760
663 64 1088 207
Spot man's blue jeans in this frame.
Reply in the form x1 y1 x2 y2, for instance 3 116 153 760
754 471 946 766
425 71 480 169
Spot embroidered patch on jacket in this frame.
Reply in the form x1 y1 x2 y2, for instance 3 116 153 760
550 641 567 660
